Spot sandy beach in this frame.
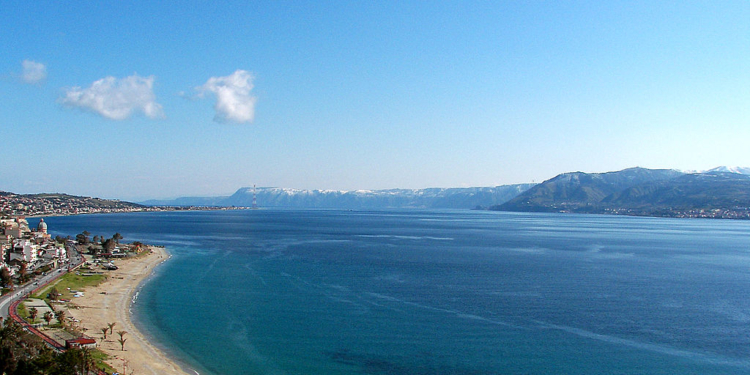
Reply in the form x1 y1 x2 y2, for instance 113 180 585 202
64 246 192 375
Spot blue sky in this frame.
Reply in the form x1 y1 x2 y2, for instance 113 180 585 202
2 1 748 201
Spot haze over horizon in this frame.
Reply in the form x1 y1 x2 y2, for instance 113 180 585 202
3 2 748 201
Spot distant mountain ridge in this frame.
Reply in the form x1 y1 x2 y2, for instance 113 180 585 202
492 167 684 212
698 166 750 175
491 167 750 218
139 165 750 219
141 184 536 209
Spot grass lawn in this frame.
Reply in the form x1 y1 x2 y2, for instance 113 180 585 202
32 272 108 300
91 349 118 374
17 302 29 321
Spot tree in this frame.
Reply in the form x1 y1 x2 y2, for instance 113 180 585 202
101 327 109 339
108 322 116 335
75 232 89 245
18 262 28 284
85 245 94 256
92 235 100 244
0 319 55 374
0 267 11 288
113 233 123 244
102 238 116 253
54 309 66 327
28 307 38 323
43 311 53 326
117 330 127 341
117 337 127 351
51 347 90 375
49 287 61 301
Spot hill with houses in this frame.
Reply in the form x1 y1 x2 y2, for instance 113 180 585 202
491 167 750 219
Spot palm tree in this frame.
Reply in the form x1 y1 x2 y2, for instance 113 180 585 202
117 337 127 351
117 330 127 340
28 307 38 323
108 322 116 335
54 309 66 327
42 311 53 326
101 327 109 339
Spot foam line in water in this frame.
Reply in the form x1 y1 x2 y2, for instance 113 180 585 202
193 250 231 285
532 320 750 368
243 263 268 286
357 234 454 241
366 292 521 329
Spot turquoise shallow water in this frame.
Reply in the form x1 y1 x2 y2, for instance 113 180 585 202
41 210 750 374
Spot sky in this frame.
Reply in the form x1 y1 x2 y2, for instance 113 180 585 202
2 1 749 201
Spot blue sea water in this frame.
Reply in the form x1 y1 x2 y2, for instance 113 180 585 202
40 209 750 374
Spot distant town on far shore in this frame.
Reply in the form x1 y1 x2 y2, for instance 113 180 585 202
4 166 750 220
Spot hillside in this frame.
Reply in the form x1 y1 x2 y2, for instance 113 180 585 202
604 172 750 210
0 191 147 217
494 168 683 212
491 168 750 219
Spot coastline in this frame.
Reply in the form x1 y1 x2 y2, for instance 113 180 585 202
65 246 193 375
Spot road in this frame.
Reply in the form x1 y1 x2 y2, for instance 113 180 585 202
0 243 83 321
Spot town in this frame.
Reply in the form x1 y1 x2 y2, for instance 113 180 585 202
0 190 246 218
0 217 71 287
0 212 165 374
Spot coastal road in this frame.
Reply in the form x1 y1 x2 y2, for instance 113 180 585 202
0 244 83 321
0 268 68 321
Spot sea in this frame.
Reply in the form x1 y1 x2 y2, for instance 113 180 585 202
37 209 750 374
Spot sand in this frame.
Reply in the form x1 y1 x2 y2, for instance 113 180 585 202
64 247 192 375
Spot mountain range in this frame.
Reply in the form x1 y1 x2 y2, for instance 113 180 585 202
491 167 750 218
141 166 750 219
141 184 536 210
4 166 749 219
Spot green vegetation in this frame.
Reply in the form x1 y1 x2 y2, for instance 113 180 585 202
493 168 750 219
90 349 117 374
17 302 29 321
0 318 116 374
1 267 12 288
33 272 108 301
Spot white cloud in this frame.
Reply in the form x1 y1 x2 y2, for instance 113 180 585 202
196 70 256 123
60 74 164 120
21 60 47 84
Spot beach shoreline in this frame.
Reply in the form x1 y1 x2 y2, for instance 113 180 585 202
64 246 194 375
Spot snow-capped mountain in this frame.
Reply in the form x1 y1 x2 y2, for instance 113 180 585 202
225 185 536 209
705 166 750 175
139 166 750 210
141 184 536 209
682 166 750 175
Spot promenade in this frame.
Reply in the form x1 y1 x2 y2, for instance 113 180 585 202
1 246 191 375
64 246 191 375
0 242 82 321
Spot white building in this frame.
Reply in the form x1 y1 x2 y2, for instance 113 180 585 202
12 239 38 263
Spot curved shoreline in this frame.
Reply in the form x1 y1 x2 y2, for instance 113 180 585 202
66 246 193 375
